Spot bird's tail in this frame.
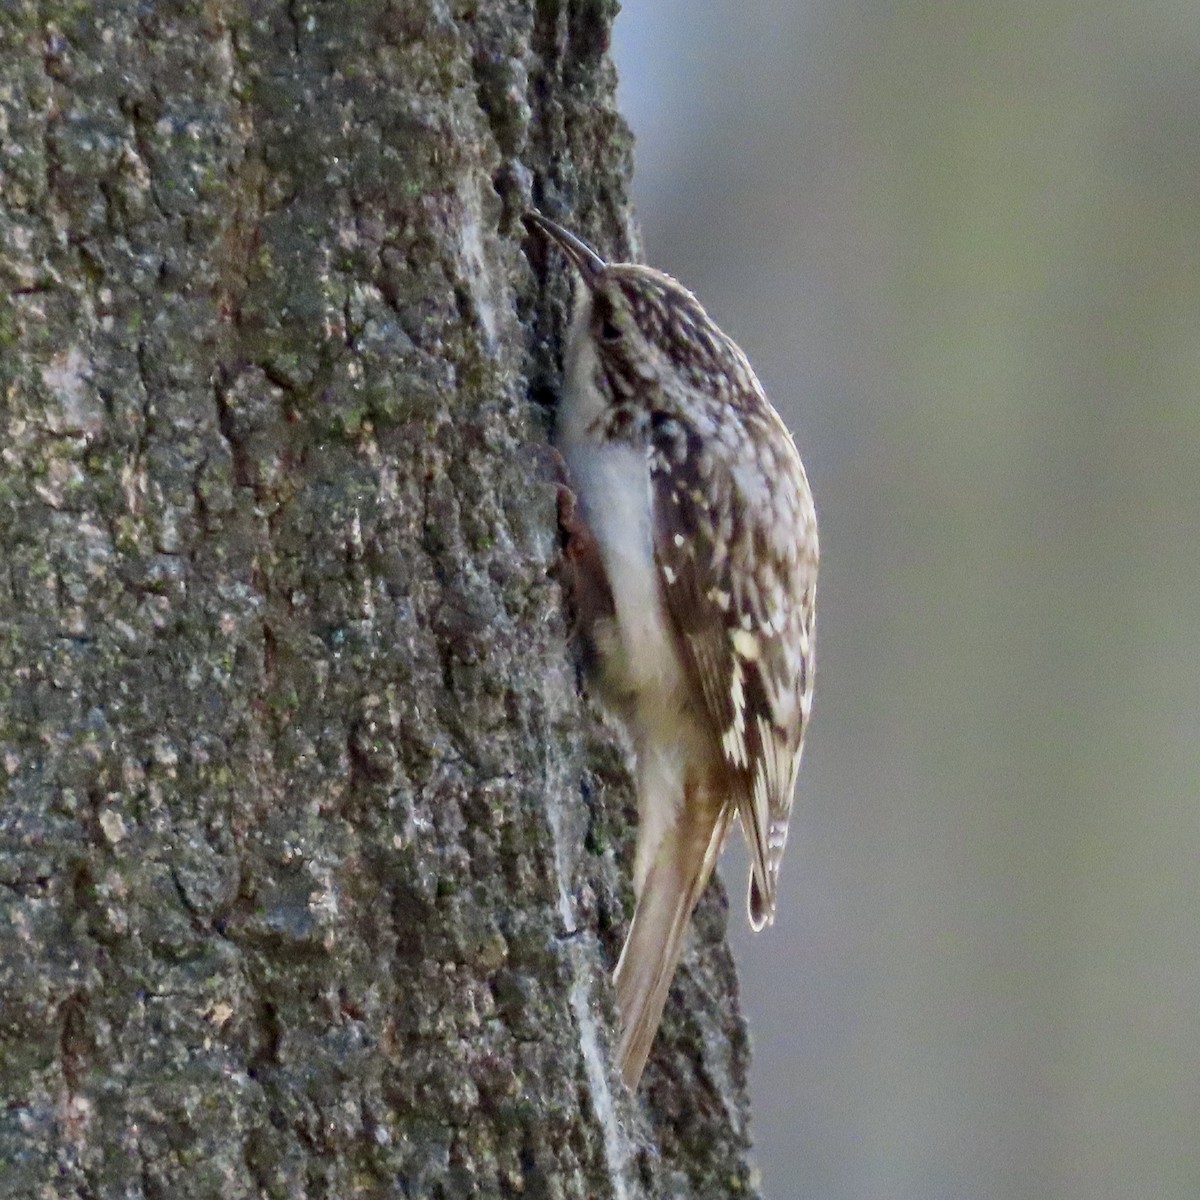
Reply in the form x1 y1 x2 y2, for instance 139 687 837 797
614 787 730 1089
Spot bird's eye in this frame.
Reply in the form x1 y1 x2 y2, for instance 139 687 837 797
600 318 622 342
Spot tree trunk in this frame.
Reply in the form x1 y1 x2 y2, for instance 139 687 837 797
0 3 758 1196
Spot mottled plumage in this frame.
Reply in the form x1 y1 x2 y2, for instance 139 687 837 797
525 211 818 1088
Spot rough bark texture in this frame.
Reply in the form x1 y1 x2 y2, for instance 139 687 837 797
0 3 758 1197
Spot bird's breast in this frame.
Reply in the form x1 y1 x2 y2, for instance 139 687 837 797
560 437 690 716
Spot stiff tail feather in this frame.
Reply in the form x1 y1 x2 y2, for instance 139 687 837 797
614 797 730 1088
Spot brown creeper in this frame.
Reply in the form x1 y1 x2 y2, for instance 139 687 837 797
524 211 818 1089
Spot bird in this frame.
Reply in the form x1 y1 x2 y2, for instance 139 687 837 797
524 210 818 1089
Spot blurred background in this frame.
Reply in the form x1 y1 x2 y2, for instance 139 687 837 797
612 2 1200 1198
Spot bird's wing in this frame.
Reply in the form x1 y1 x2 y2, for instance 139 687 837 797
648 405 817 927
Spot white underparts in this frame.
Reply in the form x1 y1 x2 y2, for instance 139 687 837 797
555 287 710 896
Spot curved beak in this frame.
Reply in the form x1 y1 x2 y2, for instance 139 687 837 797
523 211 606 287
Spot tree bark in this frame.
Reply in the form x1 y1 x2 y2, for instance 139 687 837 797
0 2 758 1196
